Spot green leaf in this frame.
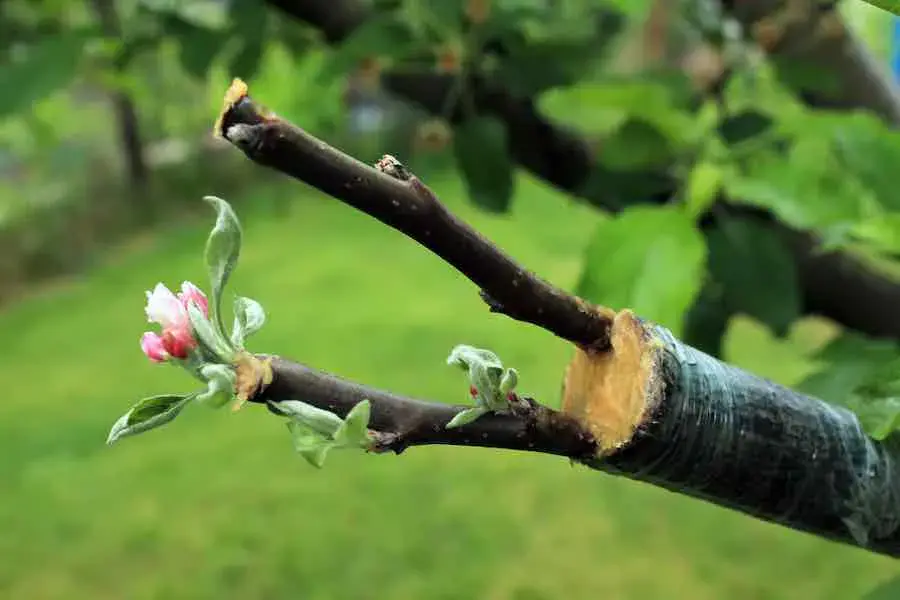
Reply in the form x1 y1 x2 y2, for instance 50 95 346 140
446 407 489 429
228 0 268 80
799 333 899 404
600 119 677 170
496 39 611 96
180 26 226 79
187 302 233 362
316 15 418 83
681 284 733 358
538 77 692 138
721 150 868 234
203 196 243 340
859 1 900 18
0 30 93 118
287 421 335 468
499 368 518 396
158 14 225 79
576 206 706 336
452 116 515 213
231 296 266 348
196 364 236 408
829 112 900 213
706 217 801 337
862 574 900 599
770 57 841 97
273 400 344 437
717 111 773 146
334 400 371 446
107 394 192 445
798 333 900 439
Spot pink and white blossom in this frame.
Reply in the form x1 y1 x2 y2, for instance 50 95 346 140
141 281 208 363
145 283 188 330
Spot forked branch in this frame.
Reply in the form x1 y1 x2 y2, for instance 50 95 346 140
216 80 900 559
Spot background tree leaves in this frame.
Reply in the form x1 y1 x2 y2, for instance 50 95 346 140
706 215 801 337
577 206 706 336
452 116 515 213
0 30 93 118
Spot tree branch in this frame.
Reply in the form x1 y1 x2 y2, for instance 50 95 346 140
729 0 900 125
217 84 613 350
221 81 900 558
255 357 597 458
263 0 900 345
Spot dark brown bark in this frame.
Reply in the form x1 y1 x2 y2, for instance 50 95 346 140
218 94 614 350
257 357 598 459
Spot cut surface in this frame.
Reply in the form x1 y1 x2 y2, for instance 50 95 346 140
562 310 663 454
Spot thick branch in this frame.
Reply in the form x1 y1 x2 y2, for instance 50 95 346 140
217 87 613 350
220 85 900 557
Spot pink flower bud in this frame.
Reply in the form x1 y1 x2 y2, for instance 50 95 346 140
140 332 170 363
160 327 196 360
142 281 206 363
145 283 188 330
178 281 208 317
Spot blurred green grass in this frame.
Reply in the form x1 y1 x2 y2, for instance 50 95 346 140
0 172 895 600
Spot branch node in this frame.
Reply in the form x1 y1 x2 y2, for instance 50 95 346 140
375 154 413 181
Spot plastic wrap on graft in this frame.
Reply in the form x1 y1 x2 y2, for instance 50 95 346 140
596 325 900 555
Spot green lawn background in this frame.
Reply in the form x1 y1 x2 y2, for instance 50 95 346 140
0 171 894 599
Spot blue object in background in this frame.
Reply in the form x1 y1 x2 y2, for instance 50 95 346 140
892 17 900 82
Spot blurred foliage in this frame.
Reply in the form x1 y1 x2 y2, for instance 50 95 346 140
4 0 900 476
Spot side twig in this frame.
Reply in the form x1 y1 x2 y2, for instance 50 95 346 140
255 357 598 459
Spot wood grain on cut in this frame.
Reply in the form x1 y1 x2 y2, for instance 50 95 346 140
562 310 664 454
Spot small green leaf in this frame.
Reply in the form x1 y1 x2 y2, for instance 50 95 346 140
273 400 344 437
499 369 518 396
203 196 243 340
196 364 236 408
706 216 801 337
447 345 503 372
577 206 706 335
188 302 234 362
107 394 192 445
452 116 515 213
339 400 372 445
446 407 489 429
287 421 335 468
231 296 266 348
447 344 510 408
